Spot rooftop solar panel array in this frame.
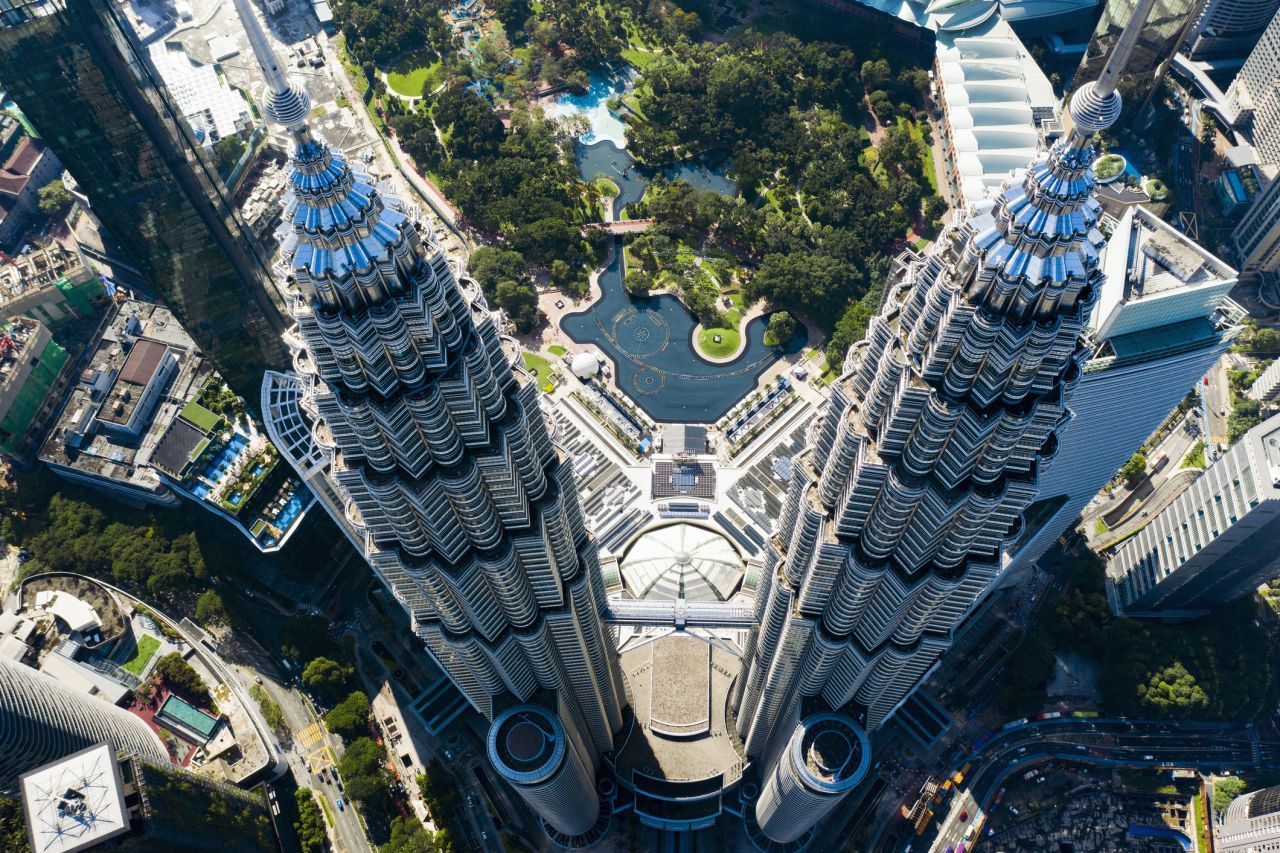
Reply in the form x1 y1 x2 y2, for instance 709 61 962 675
653 460 716 499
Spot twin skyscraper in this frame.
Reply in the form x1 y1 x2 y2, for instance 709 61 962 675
239 0 1154 842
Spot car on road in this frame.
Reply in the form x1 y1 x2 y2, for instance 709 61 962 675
336 798 344 811
959 810 968 821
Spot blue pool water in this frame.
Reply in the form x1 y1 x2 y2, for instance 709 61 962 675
543 70 634 148
193 484 209 499
228 493 243 507
272 492 308 531
252 465 265 477
560 246 806 423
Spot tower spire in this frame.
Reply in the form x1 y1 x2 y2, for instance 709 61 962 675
229 0 311 133
1067 0 1159 136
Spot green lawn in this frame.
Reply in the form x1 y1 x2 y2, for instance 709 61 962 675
385 56 443 98
697 327 741 359
122 634 161 676
548 345 567 357
522 352 558 393
621 48 662 72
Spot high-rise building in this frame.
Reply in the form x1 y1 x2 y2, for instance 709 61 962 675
1219 783 1280 853
19 741 277 853
1234 174 1280 275
1107 411 1280 617
734 3 1155 841
234 0 623 839
1000 205 1238 580
1227 7 1280 164
1071 0 1204 128
1186 0 1280 60
0 0 287 396
0 656 168 795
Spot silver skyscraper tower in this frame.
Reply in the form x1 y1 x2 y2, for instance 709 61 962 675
235 0 623 836
734 0 1158 841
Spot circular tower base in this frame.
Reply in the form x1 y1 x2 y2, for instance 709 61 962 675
742 807 814 853
541 811 612 849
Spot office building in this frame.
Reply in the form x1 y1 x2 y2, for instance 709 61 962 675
0 0 286 396
236 0 623 838
1249 358 1280 404
0 655 168 795
1227 6 1280 163
1071 0 1204 128
1186 0 1280 60
733 4 1154 841
1219 783 1280 853
1234 173 1280 274
19 741 277 853
1001 205 1238 580
752 713 871 845
1108 411 1280 617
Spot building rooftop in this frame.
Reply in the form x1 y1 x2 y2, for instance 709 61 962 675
1094 206 1238 342
40 300 201 498
619 523 744 602
19 742 131 853
0 241 89 305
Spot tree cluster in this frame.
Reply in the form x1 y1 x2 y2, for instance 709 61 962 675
0 797 28 853
416 759 462 849
763 312 796 347
382 816 449 853
326 690 371 741
302 656 357 703
333 0 449 66
626 33 934 331
37 179 73 217
1118 452 1147 483
295 788 329 853
153 652 211 705
21 495 207 600
1213 777 1247 815
391 101 598 295
996 549 1280 719
195 589 229 628
339 737 394 814
1228 397 1265 445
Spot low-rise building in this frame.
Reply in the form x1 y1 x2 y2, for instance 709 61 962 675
0 240 108 327
0 317 79 463
1107 411 1280 618
39 298 312 549
0 135 62 248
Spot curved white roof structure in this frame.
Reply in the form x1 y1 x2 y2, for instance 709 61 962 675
852 0 1096 32
571 351 601 379
937 18 1057 203
620 524 744 602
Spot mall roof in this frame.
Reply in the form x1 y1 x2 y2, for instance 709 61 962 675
19 742 131 853
620 523 745 602
936 18 1057 203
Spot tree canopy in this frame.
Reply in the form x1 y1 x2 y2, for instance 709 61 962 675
302 656 357 702
295 788 328 853
326 690 371 741
339 736 393 812
195 589 229 628
37 179 73 216
153 652 211 705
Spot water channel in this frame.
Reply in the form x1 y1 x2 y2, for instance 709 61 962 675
549 72 806 424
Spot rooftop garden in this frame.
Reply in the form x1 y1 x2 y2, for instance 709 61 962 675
1094 153 1126 182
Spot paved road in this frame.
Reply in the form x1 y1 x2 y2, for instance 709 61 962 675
1205 354 1231 452
923 718 1273 853
235 661 373 853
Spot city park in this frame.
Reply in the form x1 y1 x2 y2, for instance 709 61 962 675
334 0 944 421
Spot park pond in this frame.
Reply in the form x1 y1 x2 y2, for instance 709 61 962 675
548 71 804 424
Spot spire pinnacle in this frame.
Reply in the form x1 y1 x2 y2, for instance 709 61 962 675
1067 0 1159 135
230 0 311 133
